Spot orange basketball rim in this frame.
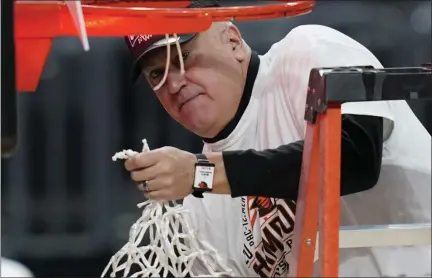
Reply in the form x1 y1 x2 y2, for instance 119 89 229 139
14 0 315 92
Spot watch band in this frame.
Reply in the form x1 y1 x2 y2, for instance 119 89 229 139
192 153 215 198
192 190 204 198
195 153 208 162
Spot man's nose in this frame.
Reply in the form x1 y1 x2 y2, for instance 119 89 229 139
166 71 187 95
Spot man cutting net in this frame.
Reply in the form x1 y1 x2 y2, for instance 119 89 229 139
123 1 431 277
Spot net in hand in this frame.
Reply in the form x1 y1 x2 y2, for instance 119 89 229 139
102 139 232 277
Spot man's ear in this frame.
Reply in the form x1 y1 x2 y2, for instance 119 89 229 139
226 24 246 61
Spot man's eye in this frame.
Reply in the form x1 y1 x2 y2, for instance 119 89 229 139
149 69 163 80
181 52 190 61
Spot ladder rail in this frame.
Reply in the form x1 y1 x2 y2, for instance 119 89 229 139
317 105 342 276
292 65 432 277
289 120 321 277
296 107 432 274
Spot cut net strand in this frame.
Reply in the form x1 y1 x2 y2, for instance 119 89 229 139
153 34 185 91
102 139 232 277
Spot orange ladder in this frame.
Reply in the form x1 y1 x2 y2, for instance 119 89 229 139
290 65 432 277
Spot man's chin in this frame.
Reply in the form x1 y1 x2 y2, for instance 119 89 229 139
184 120 217 138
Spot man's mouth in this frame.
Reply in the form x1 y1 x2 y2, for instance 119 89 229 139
179 94 203 111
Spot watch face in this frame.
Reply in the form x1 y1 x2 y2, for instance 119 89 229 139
193 164 215 192
198 181 209 189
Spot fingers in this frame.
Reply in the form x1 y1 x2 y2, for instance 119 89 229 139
123 146 192 202
124 150 160 171
144 189 179 202
137 179 171 201
137 176 174 191
130 164 159 183
142 178 192 201
137 179 158 192
137 182 147 192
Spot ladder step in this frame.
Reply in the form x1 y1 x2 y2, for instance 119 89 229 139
339 223 432 248
313 223 431 262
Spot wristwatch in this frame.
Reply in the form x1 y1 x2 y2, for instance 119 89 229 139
192 153 215 198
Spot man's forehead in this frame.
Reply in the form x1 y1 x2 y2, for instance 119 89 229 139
141 35 200 69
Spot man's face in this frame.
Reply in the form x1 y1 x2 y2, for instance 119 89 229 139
141 23 249 138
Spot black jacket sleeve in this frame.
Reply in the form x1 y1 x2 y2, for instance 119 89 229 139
223 114 384 200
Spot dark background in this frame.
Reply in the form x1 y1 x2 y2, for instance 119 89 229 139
2 1 431 277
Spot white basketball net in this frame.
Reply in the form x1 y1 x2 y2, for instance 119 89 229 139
153 34 185 91
102 139 232 278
